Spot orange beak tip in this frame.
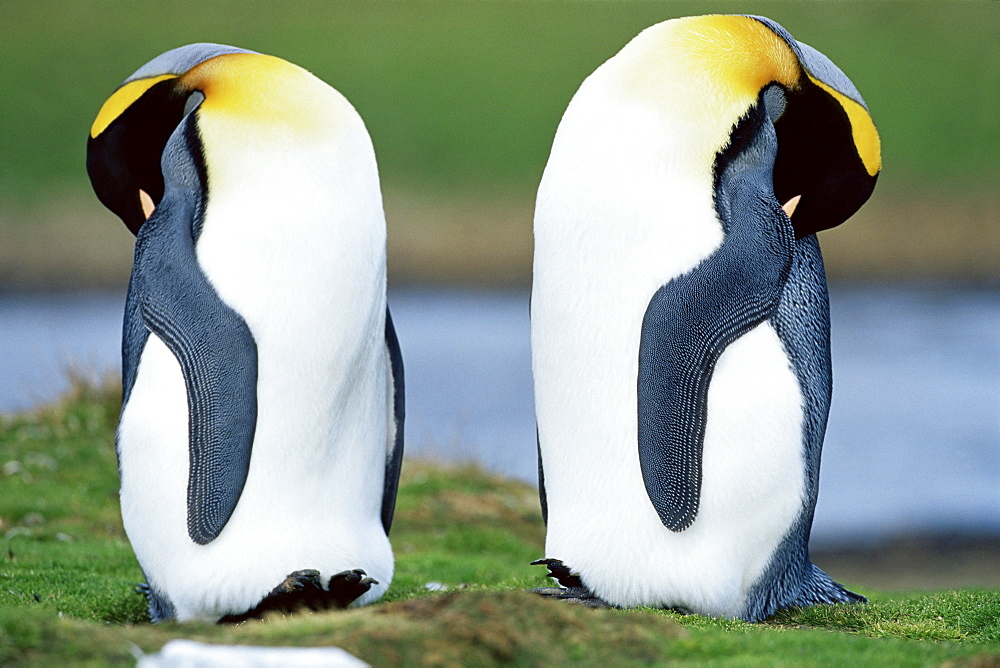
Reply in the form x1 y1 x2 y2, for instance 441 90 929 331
781 195 801 219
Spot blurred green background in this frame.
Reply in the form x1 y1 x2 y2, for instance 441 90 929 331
1 0 997 288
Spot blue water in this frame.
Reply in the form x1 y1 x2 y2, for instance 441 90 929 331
1 285 997 547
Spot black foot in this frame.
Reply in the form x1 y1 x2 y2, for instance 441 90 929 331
219 568 378 624
328 568 379 608
529 558 610 608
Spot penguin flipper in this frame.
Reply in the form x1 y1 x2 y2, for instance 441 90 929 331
637 227 791 531
131 194 258 546
380 306 405 533
536 429 548 525
637 116 795 532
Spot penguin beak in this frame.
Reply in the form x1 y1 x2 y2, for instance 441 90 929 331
770 66 880 238
86 75 195 236
139 189 156 220
781 195 801 220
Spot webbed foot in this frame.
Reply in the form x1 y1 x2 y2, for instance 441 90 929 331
327 568 378 608
529 558 610 608
219 568 378 623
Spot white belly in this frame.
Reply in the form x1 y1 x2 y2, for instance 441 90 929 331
118 332 392 621
535 310 805 616
117 135 392 621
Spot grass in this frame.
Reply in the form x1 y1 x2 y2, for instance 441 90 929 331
0 1 997 287
1 382 999 665
1 0 996 202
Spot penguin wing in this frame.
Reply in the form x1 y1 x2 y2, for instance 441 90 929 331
130 192 258 546
637 218 790 532
380 306 405 533
637 107 794 532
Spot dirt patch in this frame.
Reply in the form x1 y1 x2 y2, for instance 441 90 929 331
362 590 687 665
820 189 999 281
5 187 994 289
0 194 133 290
384 190 534 287
816 535 1000 591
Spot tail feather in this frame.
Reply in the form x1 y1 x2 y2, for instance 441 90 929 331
136 582 176 623
743 559 865 622
791 564 866 608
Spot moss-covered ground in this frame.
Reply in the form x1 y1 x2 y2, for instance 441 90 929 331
1 382 998 665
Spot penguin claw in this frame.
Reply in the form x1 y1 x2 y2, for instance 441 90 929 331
529 558 610 608
218 567 376 624
530 558 584 588
273 569 323 594
327 569 377 609
328 568 367 585
529 585 610 608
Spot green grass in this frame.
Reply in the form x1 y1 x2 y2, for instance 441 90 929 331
0 0 996 205
2 383 999 665
1 1 996 287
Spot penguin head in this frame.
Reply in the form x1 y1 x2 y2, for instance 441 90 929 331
87 43 354 235
603 15 881 238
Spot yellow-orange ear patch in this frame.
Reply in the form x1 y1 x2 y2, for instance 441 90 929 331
179 53 333 132
90 74 177 138
674 15 802 101
808 75 882 176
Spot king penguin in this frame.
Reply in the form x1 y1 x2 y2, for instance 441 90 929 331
530 16 880 621
86 44 405 622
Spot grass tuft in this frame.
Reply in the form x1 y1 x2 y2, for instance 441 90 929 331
2 382 998 664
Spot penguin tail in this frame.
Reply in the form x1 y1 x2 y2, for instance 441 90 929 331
792 564 867 608
136 582 176 623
